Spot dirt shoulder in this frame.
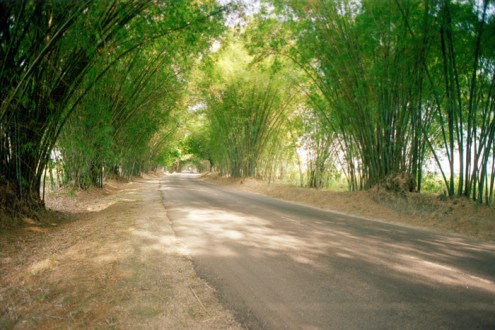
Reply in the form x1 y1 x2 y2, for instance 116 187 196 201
202 174 495 242
0 174 241 329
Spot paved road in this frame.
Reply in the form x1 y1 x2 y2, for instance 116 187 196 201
161 174 495 329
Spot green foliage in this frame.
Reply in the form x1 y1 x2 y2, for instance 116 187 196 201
199 38 300 178
2 0 494 221
259 0 495 203
0 0 227 216
422 173 446 195
1 1 152 209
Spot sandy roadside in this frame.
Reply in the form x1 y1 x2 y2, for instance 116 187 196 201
0 175 241 329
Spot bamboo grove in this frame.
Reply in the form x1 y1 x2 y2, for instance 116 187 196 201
254 0 495 202
191 0 495 205
1 0 495 223
198 41 300 179
0 0 225 216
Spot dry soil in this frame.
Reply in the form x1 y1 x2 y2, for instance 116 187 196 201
0 174 241 329
1 172 494 329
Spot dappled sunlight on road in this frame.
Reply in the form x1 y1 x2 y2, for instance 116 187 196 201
163 175 495 297
159 174 495 329
392 253 495 293
171 205 330 266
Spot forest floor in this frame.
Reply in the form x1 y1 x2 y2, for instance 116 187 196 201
1 172 493 329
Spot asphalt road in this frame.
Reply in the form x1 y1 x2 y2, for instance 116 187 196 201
161 174 495 329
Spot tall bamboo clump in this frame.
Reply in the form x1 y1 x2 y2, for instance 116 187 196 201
272 0 495 203
0 1 150 213
203 42 298 178
0 0 228 219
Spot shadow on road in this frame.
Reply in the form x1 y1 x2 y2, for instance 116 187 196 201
161 174 495 329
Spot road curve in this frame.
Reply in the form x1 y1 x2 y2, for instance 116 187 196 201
161 174 495 329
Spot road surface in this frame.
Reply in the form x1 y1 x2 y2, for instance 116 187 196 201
161 174 495 329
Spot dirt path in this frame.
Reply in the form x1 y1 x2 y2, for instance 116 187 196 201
0 176 241 329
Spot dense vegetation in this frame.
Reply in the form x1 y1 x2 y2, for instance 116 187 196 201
0 0 225 218
258 0 495 202
1 0 494 224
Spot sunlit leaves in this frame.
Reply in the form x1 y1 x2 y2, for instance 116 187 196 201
262 0 495 202
0 0 226 216
201 38 299 178
58 0 225 186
